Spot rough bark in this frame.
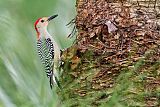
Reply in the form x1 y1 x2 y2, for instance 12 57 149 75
59 0 160 107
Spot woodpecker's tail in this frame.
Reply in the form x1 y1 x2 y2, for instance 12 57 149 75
49 73 62 89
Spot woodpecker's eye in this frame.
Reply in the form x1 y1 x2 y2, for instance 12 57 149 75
41 20 44 23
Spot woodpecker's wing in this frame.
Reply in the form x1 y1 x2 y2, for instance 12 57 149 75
37 39 55 88
45 38 62 89
46 37 63 67
45 38 54 60
46 38 62 89
37 39 45 64
37 39 53 76
37 38 62 89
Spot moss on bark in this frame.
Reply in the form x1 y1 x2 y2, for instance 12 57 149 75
58 0 160 106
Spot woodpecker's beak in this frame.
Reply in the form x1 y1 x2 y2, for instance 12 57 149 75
47 14 58 22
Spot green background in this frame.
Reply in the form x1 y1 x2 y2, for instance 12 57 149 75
0 0 76 107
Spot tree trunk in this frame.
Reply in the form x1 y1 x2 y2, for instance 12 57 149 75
59 0 160 106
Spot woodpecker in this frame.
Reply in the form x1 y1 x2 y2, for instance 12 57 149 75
34 15 61 89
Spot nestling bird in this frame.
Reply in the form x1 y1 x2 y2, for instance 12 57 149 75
34 15 61 89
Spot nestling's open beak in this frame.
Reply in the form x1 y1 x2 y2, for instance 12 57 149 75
47 14 58 21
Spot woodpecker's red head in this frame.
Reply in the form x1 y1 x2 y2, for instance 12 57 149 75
34 15 58 39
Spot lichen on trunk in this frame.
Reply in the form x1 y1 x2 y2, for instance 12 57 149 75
58 0 160 106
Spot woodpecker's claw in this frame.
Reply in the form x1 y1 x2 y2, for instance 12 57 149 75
48 14 58 21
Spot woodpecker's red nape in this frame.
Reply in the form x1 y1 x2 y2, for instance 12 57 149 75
34 18 42 39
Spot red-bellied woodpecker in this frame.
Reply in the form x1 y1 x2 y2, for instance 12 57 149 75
34 15 61 89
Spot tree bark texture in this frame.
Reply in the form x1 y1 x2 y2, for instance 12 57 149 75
59 0 160 107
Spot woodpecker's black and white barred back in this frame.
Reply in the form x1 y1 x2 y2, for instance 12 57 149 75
37 38 60 89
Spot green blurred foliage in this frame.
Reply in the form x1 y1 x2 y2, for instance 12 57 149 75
0 0 76 106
